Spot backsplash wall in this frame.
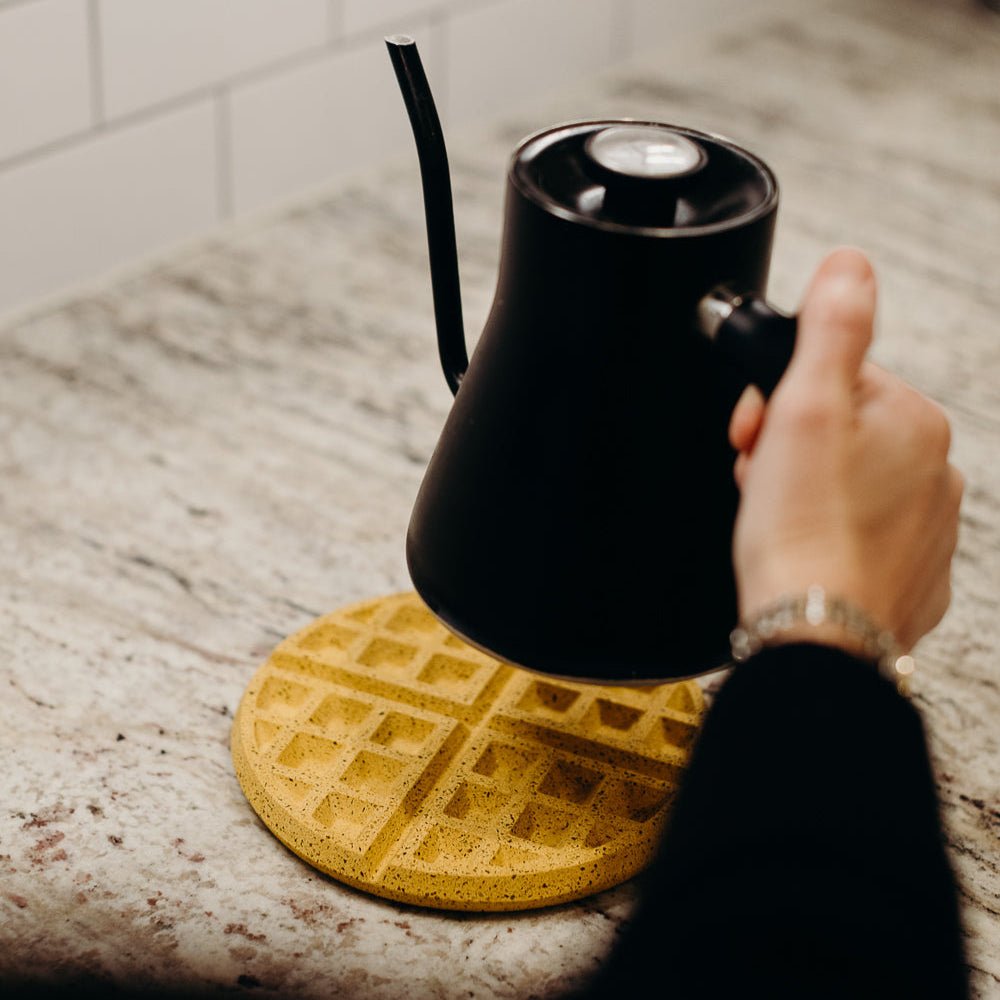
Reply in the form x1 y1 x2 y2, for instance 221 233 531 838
0 0 743 318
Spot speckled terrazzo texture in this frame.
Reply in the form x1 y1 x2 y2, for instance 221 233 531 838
231 592 702 912
1 0 998 996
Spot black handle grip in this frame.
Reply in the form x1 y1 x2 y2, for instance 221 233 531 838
714 296 797 398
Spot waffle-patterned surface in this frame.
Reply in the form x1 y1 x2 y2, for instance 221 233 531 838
231 592 704 911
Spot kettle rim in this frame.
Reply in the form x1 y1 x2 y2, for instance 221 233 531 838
509 117 779 239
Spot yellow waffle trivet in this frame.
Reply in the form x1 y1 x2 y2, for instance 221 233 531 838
231 592 704 911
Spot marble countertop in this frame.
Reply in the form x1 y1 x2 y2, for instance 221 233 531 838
2 0 999 996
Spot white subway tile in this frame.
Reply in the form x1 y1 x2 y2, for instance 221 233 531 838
446 0 617 125
342 0 437 38
0 0 91 162
0 101 217 314
100 0 329 119
229 30 442 215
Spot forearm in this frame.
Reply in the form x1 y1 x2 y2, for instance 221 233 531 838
578 645 969 999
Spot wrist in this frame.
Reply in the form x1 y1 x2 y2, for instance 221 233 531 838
745 620 873 660
730 585 916 694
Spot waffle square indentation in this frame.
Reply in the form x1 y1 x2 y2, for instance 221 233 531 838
603 778 670 823
346 604 380 624
297 622 360 652
385 605 439 635
257 676 311 717
472 742 539 789
517 681 579 717
313 792 379 838
370 713 435 754
512 802 576 848
358 638 418 669
278 733 340 770
254 720 281 750
539 760 602 805
667 685 698 712
417 653 480 691
649 714 697 750
341 750 406 796
583 698 643 733
309 694 372 736
583 818 624 848
444 781 509 821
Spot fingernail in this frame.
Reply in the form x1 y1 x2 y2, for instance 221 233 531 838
735 385 766 419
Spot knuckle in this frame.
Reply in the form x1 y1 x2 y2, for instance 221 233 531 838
930 406 952 453
915 395 952 454
936 580 953 622
892 383 952 457
928 580 951 631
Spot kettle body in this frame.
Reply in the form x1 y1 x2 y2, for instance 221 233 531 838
406 120 782 683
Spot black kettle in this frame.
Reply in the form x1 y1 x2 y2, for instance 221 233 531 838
387 36 797 684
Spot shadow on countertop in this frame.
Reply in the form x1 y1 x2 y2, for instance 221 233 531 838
3 979 289 1000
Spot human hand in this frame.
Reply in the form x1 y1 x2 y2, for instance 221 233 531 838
729 247 963 653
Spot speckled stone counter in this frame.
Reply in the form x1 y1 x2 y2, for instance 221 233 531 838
2 0 999 996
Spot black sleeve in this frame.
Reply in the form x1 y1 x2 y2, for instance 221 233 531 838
574 644 970 1000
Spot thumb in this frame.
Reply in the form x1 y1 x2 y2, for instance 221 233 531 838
786 247 876 388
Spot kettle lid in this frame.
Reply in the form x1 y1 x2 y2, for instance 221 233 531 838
511 119 777 234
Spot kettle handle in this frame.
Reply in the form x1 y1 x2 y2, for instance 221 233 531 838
702 292 798 398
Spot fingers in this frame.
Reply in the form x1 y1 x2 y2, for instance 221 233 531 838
898 573 952 652
892 463 963 649
730 249 877 479
862 369 955 464
729 384 766 452
786 247 876 390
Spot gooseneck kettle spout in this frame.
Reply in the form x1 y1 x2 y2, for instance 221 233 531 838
386 35 467 396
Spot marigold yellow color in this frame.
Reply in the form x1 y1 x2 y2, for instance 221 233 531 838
232 592 704 911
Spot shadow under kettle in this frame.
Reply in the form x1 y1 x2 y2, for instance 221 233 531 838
387 36 797 685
